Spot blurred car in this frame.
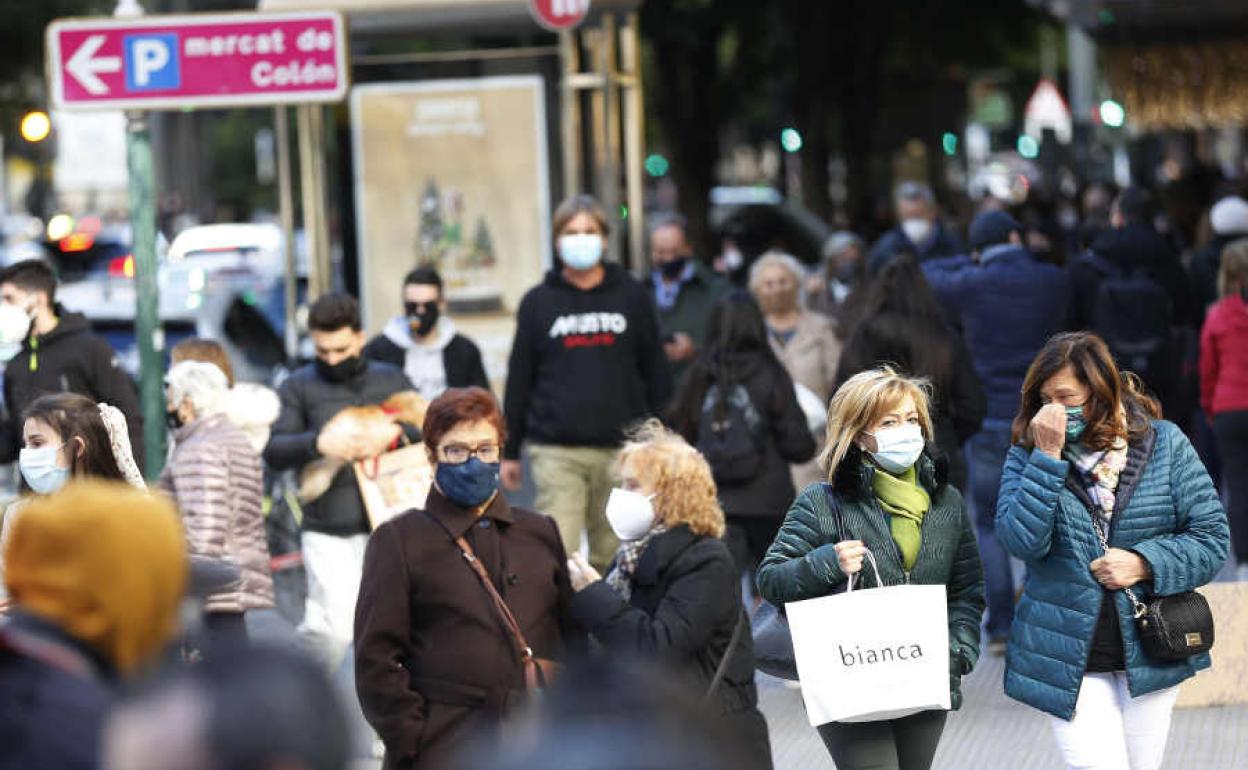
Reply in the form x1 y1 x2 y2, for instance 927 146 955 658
709 186 832 268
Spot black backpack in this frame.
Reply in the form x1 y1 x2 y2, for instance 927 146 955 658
1086 253 1174 373
696 380 764 485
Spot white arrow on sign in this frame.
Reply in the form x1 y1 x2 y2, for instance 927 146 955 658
66 34 122 96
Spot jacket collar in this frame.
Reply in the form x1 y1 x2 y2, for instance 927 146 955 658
0 610 111 681
424 484 514 538
631 524 698 587
173 412 227 444
833 446 945 500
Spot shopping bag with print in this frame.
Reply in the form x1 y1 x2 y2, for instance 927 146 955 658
353 443 434 529
786 550 950 726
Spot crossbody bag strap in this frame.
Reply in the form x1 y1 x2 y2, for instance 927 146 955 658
421 510 536 665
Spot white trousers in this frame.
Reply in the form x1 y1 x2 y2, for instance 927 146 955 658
1049 672 1181 770
298 531 369 671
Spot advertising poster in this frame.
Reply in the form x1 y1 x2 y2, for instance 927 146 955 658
351 76 551 387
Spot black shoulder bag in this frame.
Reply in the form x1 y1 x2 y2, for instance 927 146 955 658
1090 516 1214 661
751 484 846 680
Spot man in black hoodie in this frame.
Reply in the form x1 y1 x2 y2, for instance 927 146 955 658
0 260 144 470
1070 188 1195 420
502 195 671 569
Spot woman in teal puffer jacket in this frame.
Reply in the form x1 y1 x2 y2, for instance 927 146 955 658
996 332 1228 770
758 367 984 770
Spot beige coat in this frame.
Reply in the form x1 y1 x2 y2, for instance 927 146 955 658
769 310 841 490
159 413 274 614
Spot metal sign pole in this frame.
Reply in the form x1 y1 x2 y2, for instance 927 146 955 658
116 0 165 478
274 105 298 362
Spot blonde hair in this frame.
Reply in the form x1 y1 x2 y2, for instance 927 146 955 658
1219 237 1248 298
819 367 934 480
616 420 725 539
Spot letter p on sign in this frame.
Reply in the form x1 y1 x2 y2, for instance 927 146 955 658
125 33 180 91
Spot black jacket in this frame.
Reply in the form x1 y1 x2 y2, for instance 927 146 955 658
675 351 816 518
363 326 489 393
1 309 143 469
0 613 114 770
570 526 772 769
866 221 964 273
263 360 414 535
1074 225 1197 330
503 264 672 458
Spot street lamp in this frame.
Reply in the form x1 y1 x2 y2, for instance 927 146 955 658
1099 99 1126 128
20 111 51 143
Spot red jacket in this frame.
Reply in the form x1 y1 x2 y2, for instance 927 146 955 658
1200 292 1248 416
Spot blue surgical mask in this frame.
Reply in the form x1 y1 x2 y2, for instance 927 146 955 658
20 443 70 495
866 424 925 475
436 457 500 508
1065 405 1087 443
558 234 604 270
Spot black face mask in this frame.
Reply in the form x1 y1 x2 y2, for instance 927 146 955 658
166 409 184 431
316 355 364 383
658 256 689 281
405 301 440 338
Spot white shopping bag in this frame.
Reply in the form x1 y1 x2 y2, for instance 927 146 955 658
786 551 950 726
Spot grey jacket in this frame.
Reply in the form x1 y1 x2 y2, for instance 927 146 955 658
160 413 274 614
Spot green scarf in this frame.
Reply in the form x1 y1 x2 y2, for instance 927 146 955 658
872 465 931 571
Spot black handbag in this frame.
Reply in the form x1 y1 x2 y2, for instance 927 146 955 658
750 485 847 681
1089 515 1215 661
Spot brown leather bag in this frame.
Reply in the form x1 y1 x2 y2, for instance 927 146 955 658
451 533 560 693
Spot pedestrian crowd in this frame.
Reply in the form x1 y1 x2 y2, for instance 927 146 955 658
0 179 1241 770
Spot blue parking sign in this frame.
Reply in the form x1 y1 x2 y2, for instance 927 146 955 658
124 33 179 91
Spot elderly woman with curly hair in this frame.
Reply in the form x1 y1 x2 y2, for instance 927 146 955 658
566 420 772 769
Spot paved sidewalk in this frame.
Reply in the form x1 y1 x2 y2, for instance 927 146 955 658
759 652 1248 769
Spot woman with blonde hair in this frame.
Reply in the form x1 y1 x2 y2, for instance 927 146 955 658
757 367 984 770
567 419 772 769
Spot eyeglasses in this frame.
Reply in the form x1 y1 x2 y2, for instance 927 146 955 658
440 443 501 465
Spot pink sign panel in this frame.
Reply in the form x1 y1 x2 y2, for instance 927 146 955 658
47 11 347 111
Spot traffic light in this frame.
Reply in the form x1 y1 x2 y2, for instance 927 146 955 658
20 111 51 143
1099 99 1126 128
780 127 803 153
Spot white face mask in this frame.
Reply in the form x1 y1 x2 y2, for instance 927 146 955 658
558 234 604 270
865 423 925 475
20 443 70 495
722 246 744 272
604 487 657 541
900 218 933 245
0 302 31 362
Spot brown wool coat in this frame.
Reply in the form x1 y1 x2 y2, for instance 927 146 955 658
159 413 274 614
354 488 580 770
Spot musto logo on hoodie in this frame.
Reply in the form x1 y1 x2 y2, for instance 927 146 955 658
548 313 628 349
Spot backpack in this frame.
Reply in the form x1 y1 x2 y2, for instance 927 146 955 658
1085 253 1174 373
696 381 764 485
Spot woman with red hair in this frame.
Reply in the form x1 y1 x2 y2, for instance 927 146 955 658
354 387 580 770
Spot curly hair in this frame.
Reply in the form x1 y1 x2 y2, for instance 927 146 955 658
616 420 725 539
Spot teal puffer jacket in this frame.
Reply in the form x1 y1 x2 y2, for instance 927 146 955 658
995 420 1228 721
757 452 986 709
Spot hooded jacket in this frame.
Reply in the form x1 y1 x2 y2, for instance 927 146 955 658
1 308 144 469
503 264 672 458
1200 291 1248 416
994 421 1228 720
1073 224 1196 330
159 413 275 614
923 247 1071 421
364 316 489 399
757 452 985 710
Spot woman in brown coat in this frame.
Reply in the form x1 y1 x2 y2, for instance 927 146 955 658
355 387 579 770
160 360 274 646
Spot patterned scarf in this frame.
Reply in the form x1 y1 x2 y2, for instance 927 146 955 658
1064 437 1129 523
605 524 668 602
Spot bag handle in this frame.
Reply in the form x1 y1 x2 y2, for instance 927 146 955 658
1088 510 1148 618
421 511 539 672
845 548 883 593
706 609 747 700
